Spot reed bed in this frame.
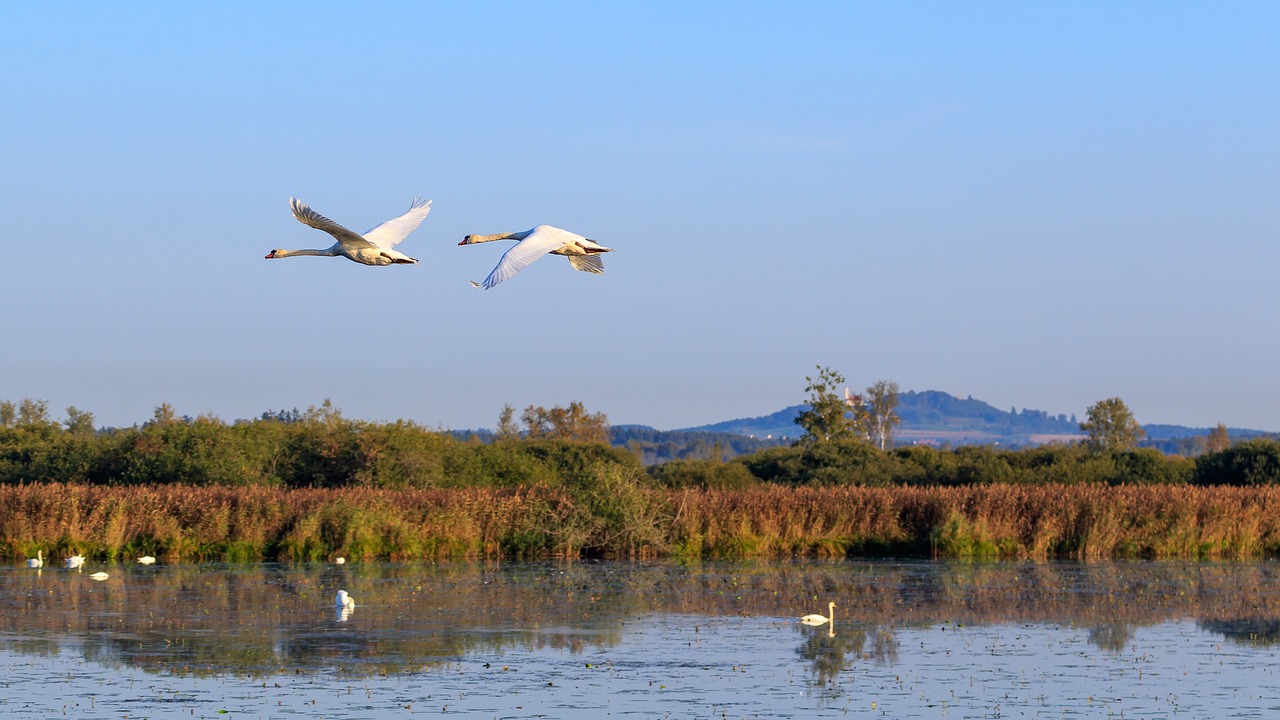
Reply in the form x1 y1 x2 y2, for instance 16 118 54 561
4 483 1280 562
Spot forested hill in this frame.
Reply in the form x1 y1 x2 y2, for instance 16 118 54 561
673 390 1271 451
680 390 1079 441
468 390 1273 463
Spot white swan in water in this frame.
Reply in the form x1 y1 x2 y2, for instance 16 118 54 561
335 590 356 609
799 601 835 626
459 225 611 289
137 556 156 565
266 196 431 266
334 557 346 565
65 555 85 570
89 571 109 581
26 550 42 568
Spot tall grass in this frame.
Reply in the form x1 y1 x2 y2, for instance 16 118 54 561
4 483 1280 562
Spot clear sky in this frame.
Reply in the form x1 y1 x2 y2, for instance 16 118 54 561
3 2 1277 432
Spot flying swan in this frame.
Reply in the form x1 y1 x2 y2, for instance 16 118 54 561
799 601 836 627
459 225 612 289
266 196 432 266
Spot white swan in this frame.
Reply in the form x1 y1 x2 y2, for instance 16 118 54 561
799 601 836 627
65 555 85 570
26 550 42 568
137 556 156 565
459 225 612 289
89 571 109 581
335 590 356 609
334 557 346 565
266 196 431 266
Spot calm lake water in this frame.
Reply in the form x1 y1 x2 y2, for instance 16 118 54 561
2 560 1280 718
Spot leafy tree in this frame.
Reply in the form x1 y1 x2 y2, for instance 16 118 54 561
303 398 344 425
864 380 901 450
521 402 609 444
0 401 14 427
495 404 521 441
18 398 52 427
794 366 862 445
1080 397 1144 452
150 403 178 426
1207 423 1230 453
64 406 95 437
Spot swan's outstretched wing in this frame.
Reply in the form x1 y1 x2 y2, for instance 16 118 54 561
567 254 605 274
471 228 567 289
290 198 377 250
363 196 432 250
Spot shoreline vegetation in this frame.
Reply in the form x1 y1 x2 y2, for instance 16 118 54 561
4 396 1280 563
5 482 1280 563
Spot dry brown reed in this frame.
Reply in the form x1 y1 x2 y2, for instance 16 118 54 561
4 483 1280 562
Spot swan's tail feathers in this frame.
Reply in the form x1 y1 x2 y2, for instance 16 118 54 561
568 255 605 275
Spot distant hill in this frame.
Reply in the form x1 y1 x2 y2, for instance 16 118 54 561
454 390 1273 461
676 390 1272 450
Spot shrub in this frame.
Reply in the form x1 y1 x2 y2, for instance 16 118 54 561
1194 440 1280 486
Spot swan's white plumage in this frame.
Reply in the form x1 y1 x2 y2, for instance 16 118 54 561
460 225 611 289
799 601 836 626
137 556 156 565
567 254 605 274
65 555 85 570
268 196 431 266
89 571 109 581
335 589 356 609
26 550 43 568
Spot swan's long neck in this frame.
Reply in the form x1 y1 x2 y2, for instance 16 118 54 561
465 230 532 244
829 602 835 621
275 247 340 258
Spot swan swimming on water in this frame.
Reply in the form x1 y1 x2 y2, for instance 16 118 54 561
137 556 156 565
266 196 431 266
799 601 836 627
65 555 85 570
459 225 612 289
335 590 356 609
89 571 109 581
26 550 42 568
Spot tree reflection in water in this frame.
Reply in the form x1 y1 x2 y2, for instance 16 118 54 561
2 560 1280 680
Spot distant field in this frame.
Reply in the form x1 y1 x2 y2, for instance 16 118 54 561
1029 433 1086 444
895 429 1002 442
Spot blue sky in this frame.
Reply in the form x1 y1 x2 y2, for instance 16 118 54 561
3 2 1277 432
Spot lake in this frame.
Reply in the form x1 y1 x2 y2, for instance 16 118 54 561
2 560 1279 718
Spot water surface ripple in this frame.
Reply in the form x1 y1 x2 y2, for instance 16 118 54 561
2 560 1279 718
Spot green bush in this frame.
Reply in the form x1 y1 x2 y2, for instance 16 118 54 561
648 458 757 489
1193 440 1280 486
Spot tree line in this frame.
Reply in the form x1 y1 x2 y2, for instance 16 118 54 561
1 372 1276 490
